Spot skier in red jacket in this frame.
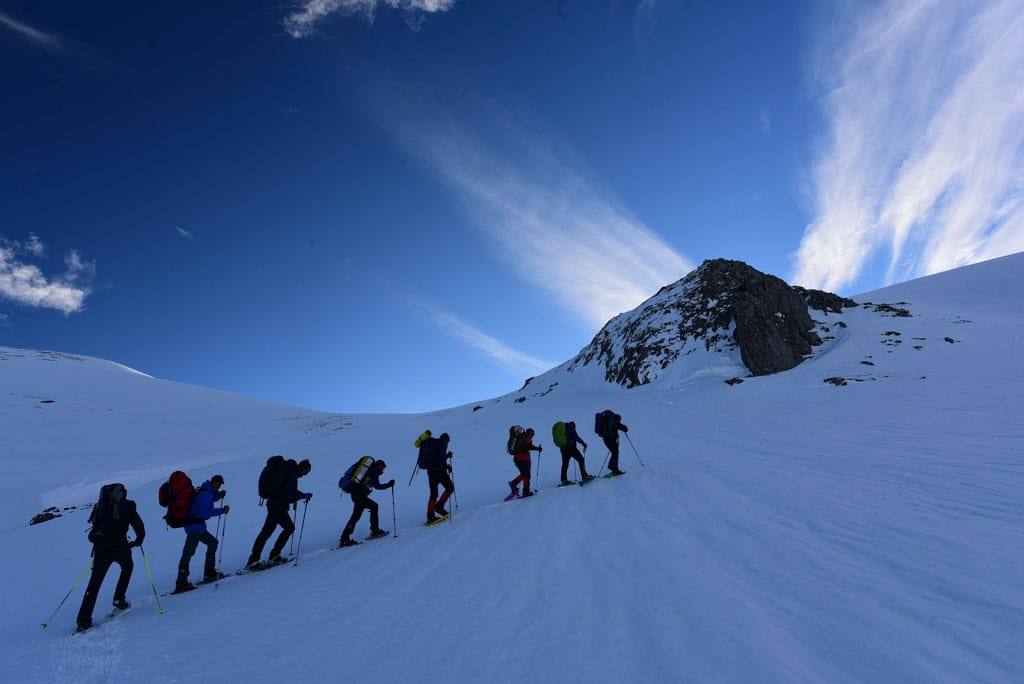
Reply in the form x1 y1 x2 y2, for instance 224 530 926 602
507 428 543 498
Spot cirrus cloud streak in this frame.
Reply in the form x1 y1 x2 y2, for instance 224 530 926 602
794 0 1024 292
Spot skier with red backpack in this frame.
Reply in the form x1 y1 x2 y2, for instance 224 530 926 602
506 426 542 499
246 457 312 569
174 474 229 593
76 483 145 632
595 410 629 476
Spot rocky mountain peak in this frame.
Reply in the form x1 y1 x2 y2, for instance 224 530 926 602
566 258 855 387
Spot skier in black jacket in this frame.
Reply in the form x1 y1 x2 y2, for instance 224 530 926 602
600 415 629 475
247 458 312 568
423 433 454 524
560 421 593 485
76 483 145 632
339 459 394 547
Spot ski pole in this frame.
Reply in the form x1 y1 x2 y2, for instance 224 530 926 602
41 559 93 629
625 433 645 468
139 546 166 616
597 450 610 478
407 462 419 487
391 487 398 539
293 499 309 566
449 458 459 510
289 506 297 555
217 498 228 570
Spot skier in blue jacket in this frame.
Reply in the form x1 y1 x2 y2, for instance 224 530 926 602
175 475 229 592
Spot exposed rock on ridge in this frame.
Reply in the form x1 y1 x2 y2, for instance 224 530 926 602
567 259 855 387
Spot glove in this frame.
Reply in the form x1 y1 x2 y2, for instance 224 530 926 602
621 425 629 432
218 490 227 500
304 492 313 501
446 451 453 459
222 505 231 514
538 445 544 452
129 539 143 548
386 479 396 488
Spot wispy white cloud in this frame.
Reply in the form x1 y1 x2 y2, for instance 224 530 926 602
0 11 65 52
794 0 1024 292
283 0 457 38
633 0 657 42
175 226 194 240
369 91 692 328
415 300 555 378
759 108 772 139
0 244 92 314
25 233 45 256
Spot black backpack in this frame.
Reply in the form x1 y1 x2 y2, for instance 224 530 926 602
507 425 526 455
88 483 126 543
417 438 437 470
594 410 620 438
258 455 288 500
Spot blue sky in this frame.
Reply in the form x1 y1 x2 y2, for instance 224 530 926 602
2 0 1022 412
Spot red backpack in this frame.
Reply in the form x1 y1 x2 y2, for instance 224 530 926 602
158 471 196 528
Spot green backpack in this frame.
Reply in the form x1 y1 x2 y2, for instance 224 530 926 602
552 421 568 448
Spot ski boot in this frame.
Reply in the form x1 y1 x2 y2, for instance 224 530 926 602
203 570 227 582
112 597 130 611
339 537 360 548
507 479 519 496
174 579 196 594
368 529 389 540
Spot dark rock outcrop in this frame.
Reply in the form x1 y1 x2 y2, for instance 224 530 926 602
566 259 856 387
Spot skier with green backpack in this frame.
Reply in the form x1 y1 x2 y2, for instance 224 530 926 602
553 420 592 486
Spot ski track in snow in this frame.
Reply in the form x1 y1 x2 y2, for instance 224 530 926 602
2 253 1023 682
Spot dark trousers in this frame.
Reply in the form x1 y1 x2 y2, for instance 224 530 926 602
342 487 379 540
603 434 621 472
250 501 294 561
560 445 588 481
77 544 133 625
178 530 217 579
511 458 532 493
427 468 454 514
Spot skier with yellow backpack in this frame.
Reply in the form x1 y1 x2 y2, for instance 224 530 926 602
338 456 394 547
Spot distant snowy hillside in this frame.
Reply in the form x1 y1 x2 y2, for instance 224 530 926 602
2 253 1022 683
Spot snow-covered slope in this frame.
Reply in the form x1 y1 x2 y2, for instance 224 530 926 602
2 253 1023 682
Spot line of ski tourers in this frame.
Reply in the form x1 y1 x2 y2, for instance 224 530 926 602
55 410 634 634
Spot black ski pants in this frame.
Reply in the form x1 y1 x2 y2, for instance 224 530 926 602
250 500 294 561
427 467 454 515
560 445 588 481
178 530 217 579
602 434 621 472
77 543 133 625
341 487 379 541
